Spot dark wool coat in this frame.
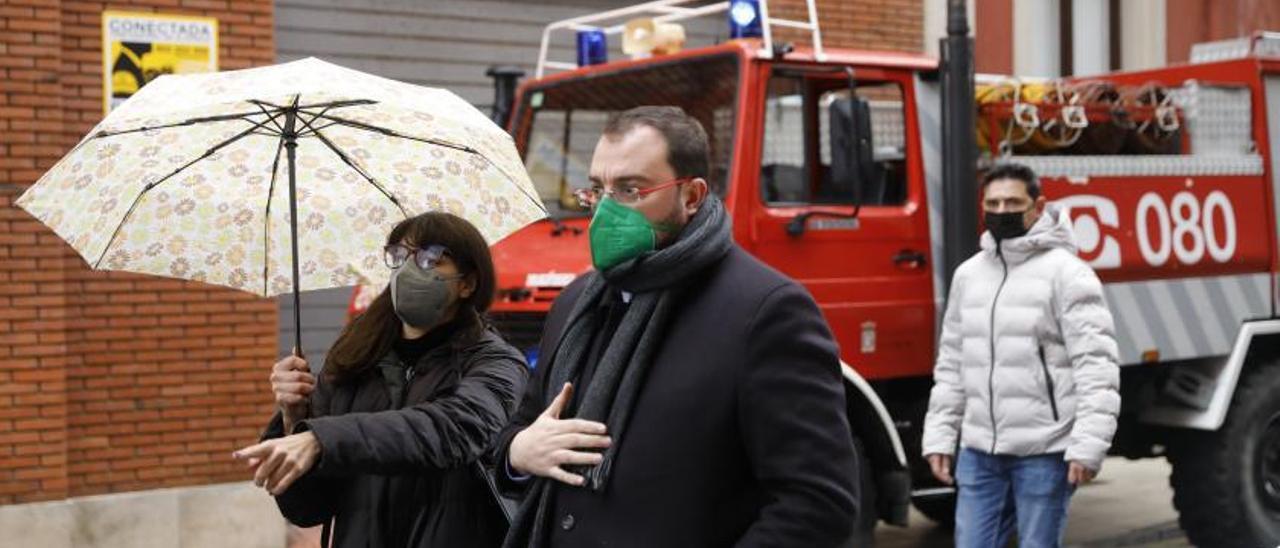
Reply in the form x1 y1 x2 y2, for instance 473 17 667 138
495 246 860 548
263 329 528 548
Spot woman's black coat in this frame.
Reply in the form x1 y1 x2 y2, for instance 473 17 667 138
261 329 528 548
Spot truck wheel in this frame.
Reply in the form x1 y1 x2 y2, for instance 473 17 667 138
911 494 956 527
841 435 878 548
1168 360 1280 547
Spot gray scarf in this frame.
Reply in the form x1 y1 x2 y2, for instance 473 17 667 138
503 194 732 548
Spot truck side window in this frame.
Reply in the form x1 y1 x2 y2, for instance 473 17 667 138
761 76 907 207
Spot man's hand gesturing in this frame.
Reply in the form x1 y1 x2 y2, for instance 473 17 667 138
509 383 612 486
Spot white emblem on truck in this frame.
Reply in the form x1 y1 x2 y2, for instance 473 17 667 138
1057 195 1122 269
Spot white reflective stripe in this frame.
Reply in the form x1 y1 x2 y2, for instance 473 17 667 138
1147 282 1198 358
1104 273 1271 364
1184 278 1232 353
1219 275 1253 321
840 361 908 467
1105 284 1157 364
1249 273 1272 310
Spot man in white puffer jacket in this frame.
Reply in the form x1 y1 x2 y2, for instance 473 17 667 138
923 163 1120 548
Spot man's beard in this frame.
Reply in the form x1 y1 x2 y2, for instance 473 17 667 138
654 193 688 249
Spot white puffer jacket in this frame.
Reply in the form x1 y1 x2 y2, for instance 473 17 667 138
922 205 1121 471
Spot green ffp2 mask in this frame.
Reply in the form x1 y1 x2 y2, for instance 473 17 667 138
588 197 657 272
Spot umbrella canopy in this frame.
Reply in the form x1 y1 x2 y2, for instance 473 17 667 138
16 57 547 352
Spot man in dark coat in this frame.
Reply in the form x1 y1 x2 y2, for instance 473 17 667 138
495 106 860 547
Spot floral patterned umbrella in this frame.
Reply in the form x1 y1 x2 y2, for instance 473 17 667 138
16 57 546 352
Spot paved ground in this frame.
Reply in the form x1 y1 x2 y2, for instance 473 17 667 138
877 457 1190 547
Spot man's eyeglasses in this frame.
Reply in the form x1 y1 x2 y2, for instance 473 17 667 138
383 243 452 270
573 177 692 208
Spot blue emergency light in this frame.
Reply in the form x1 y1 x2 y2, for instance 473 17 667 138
728 0 763 39
524 347 539 370
576 29 608 67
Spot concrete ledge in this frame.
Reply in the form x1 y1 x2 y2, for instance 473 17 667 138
0 482 286 548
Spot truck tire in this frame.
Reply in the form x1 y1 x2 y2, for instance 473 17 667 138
1168 359 1280 547
841 435 878 547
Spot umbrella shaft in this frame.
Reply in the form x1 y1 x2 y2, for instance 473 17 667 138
284 103 304 359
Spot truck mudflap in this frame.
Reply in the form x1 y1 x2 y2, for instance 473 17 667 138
840 361 911 526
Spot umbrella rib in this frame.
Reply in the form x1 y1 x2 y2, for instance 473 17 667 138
294 105 339 139
251 101 287 135
295 112 410 219
306 112 546 216
92 108 278 139
304 112 475 153
261 136 287 297
299 121 341 135
92 114 279 269
470 151 547 217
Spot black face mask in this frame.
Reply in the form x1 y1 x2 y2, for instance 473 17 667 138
985 210 1030 241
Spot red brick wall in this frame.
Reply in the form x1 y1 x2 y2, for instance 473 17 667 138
974 0 1013 74
772 0 923 53
0 0 276 504
1166 0 1280 64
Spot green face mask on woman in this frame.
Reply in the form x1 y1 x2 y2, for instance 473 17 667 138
588 197 657 271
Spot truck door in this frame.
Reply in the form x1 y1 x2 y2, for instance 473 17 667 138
741 65 935 380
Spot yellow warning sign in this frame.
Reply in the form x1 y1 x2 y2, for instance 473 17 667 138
102 11 218 114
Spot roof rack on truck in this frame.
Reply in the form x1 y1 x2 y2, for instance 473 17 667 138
535 0 826 78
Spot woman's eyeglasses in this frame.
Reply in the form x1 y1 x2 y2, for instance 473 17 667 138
572 177 691 208
383 243 451 270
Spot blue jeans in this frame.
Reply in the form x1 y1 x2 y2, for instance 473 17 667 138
954 447 1074 548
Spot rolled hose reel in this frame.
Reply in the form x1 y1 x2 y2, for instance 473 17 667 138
976 79 1182 156
1121 82 1182 154
1064 81 1128 155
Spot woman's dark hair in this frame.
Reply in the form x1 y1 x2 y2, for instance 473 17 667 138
324 212 496 384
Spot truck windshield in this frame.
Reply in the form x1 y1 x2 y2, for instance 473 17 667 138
515 53 740 216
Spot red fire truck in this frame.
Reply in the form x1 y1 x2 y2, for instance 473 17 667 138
349 1 1280 543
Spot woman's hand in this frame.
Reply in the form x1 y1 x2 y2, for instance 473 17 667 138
233 432 321 495
270 355 314 432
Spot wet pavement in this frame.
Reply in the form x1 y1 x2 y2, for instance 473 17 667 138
876 457 1190 547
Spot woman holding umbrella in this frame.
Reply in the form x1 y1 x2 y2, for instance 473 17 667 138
15 56 546 546
233 211 528 547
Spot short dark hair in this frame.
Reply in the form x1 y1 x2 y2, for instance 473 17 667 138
603 106 711 185
981 162 1041 199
